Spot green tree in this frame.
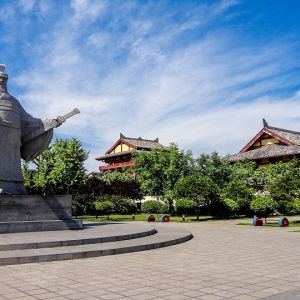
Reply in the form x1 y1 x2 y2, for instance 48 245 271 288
96 195 136 214
196 152 231 188
220 160 257 215
133 144 194 203
72 194 94 217
94 200 114 220
222 178 254 215
286 199 300 215
141 200 164 214
229 160 257 186
22 161 36 194
99 171 143 199
100 171 132 184
173 174 220 215
221 198 240 217
267 160 300 212
175 199 196 216
250 195 276 218
23 138 89 195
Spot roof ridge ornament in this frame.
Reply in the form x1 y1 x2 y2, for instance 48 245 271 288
120 133 125 139
263 118 268 128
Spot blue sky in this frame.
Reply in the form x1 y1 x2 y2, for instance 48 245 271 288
1 0 300 171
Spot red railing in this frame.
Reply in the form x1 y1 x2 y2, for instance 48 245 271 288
99 161 135 171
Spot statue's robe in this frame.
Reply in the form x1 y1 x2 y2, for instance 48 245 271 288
0 89 53 194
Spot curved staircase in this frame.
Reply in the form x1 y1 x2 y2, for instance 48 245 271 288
0 223 192 265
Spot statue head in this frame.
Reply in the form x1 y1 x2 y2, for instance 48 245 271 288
0 65 8 91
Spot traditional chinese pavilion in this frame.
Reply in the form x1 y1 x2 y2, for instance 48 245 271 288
228 119 300 166
96 133 163 172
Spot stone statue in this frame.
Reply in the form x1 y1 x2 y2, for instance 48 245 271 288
0 65 80 195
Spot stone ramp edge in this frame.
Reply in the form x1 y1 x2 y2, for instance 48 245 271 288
0 229 193 266
0 227 157 251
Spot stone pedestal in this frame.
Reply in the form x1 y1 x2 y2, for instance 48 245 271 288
0 195 83 233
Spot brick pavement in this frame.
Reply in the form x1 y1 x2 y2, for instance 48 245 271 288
0 221 299 299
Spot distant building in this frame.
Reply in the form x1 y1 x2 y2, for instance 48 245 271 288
96 133 163 172
228 119 300 166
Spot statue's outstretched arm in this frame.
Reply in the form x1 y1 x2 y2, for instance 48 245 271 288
22 108 80 144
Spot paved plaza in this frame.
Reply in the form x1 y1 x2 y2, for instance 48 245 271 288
0 221 299 300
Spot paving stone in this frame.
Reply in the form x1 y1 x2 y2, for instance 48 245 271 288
0 221 299 299
198 294 223 300
249 290 275 298
214 290 240 297
232 295 259 300
0 224 192 266
26 289 50 296
181 290 206 297
201 287 222 294
264 288 300 299
97 293 123 300
162 294 190 299
34 292 59 299
130 294 157 300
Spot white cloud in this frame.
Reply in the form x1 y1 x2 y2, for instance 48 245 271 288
0 4 15 20
212 0 241 15
151 94 300 155
8 1 300 172
19 0 36 12
70 0 106 24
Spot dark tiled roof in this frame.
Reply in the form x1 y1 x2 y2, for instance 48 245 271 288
96 134 163 162
123 137 163 149
228 144 300 162
267 126 300 145
95 151 133 161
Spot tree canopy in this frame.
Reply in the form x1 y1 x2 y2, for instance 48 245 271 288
23 138 88 195
23 137 300 218
132 144 194 200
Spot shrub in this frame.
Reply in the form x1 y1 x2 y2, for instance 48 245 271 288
173 174 220 216
114 199 136 214
141 200 164 214
175 199 196 216
94 200 114 219
96 195 136 214
286 199 300 215
72 194 94 217
222 198 239 216
162 204 170 214
222 178 253 215
250 195 276 217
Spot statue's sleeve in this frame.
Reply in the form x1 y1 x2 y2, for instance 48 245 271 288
18 101 53 161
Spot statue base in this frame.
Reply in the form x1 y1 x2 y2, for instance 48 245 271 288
0 195 83 233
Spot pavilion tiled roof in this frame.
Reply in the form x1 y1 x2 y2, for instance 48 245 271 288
95 134 163 162
266 126 300 145
95 150 133 161
228 145 300 162
228 119 300 162
122 137 163 149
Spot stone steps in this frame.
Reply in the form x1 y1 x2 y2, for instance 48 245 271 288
0 223 192 265
0 225 156 251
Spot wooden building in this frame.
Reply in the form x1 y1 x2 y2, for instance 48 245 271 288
96 133 162 172
228 119 300 166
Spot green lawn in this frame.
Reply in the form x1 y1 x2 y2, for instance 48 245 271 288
75 214 300 227
75 214 214 223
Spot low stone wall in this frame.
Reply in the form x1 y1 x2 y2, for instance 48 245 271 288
0 195 83 233
0 195 72 221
